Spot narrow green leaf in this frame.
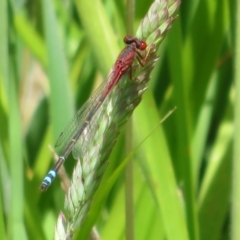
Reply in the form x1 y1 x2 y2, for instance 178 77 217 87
74 0 120 76
9 64 27 240
41 0 74 140
232 0 240 238
199 115 232 240
133 91 189 240
14 12 47 67
168 22 198 240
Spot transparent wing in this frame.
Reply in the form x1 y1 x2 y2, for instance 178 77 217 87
71 101 106 160
54 69 114 157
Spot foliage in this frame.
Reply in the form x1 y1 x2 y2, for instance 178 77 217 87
0 0 235 240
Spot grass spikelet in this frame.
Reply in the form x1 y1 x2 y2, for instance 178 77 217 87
55 0 180 238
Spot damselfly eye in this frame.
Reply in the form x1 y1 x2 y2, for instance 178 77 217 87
137 41 147 50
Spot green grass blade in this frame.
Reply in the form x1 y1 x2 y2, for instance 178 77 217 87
0 146 7 240
232 0 240 238
74 0 121 76
198 110 232 240
41 0 74 140
14 12 47 67
167 22 197 239
9 66 27 239
133 91 189 240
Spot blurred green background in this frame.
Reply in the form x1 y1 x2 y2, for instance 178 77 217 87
0 0 236 239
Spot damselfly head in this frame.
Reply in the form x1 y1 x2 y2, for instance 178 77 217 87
123 35 147 51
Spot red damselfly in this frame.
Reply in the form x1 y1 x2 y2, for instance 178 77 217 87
40 36 148 191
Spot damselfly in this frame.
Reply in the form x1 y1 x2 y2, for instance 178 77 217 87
40 36 148 191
